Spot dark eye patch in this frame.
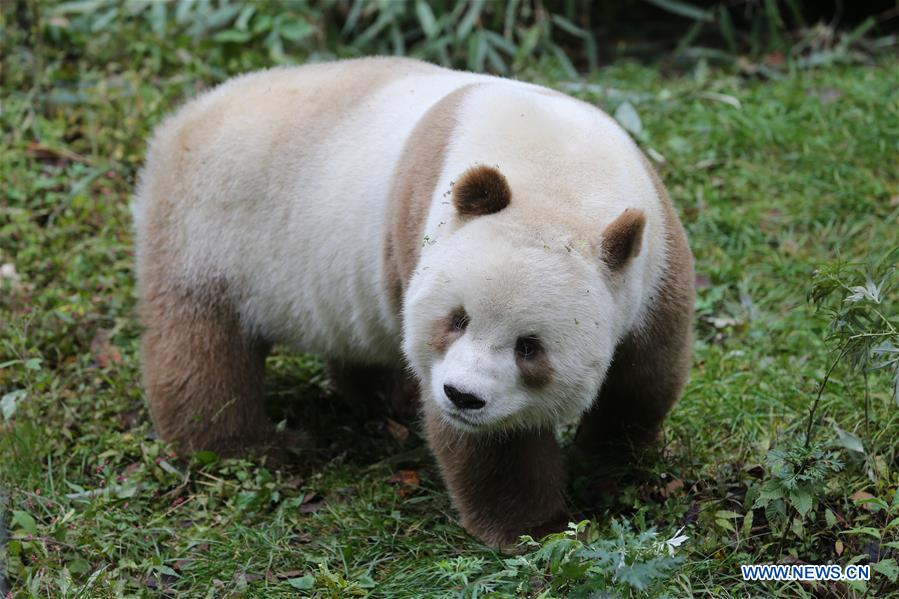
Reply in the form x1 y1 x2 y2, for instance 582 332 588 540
515 335 553 388
429 307 468 353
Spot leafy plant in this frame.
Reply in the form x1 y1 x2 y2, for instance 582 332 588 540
836 487 899 595
41 0 598 76
482 520 686 597
749 441 844 554
806 249 899 446
645 0 896 62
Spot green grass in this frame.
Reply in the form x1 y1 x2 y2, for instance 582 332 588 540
2 11 899 599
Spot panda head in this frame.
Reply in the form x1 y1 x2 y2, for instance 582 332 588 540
402 165 646 432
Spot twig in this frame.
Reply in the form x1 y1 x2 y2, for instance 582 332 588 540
863 370 870 441
804 346 851 449
0 488 9 597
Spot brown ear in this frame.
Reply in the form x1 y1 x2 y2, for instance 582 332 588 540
453 165 511 217
600 208 646 271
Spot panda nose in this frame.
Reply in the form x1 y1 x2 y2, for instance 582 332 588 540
443 385 486 410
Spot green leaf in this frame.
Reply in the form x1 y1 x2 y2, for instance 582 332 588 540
790 516 804 537
234 4 255 30
252 14 273 34
613 101 642 135
116 485 138 499
873 558 898 582
212 29 252 43
789 488 814 518
24 358 42 371
287 575 315 589
825 508 837 528
193 450 218 465
415 0 438 38
1 390 25 420
845 527 881 539
643 0 714 22
457 0 485 39
279 18 314 42
833 424 866 455
716 518 735 532
157 460 181 476
155 565 179 578
68 558 90 574
203 3 242 30
714 510 741 520
12 510 38 535
741 511 754 538
149 1 166 35
52 0 108 15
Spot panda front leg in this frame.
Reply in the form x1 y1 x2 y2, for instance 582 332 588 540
424 408 570 549
575 315 693 456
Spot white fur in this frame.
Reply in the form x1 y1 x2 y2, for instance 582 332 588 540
134 57 669 431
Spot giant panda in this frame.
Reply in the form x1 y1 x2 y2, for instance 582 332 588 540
133 56 694 547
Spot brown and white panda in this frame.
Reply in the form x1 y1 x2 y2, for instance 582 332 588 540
133 56 694 548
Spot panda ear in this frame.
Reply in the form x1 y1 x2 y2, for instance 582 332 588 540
452 165 511 217
600 208 645 271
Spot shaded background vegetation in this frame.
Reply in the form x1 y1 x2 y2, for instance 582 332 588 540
6 0 899 80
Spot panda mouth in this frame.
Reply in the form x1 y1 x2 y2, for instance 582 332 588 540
446 410 483 428
445 408 517 431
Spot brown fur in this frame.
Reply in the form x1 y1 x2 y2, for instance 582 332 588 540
424 406 569 549
326 360 421 423
139 278 271 454
384 84 481 312
429 307 467 354
600 208 646 271
576 155 694 452
452 164 512 217
517 351 554 388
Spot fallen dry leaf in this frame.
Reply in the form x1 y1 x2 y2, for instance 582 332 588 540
661 478 684 498
284 477 304 490
849 490 877 510
763 51 785 68
299 493 325 514
682 502 700 526
90 329 123 369
388 469 421 497
387 469 420 487
26 140 87 164
385 418 409 442
173 559 193 572
744 464 765 478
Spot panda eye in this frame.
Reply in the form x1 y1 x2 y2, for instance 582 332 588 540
450 308 469 332
515 335 542 360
